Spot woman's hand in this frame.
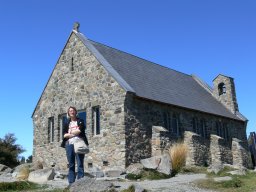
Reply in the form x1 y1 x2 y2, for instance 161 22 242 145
70 129 81 136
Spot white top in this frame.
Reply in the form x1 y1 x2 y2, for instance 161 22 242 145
68 120 79 144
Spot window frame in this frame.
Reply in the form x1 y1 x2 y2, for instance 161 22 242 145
172 113 179 136
164 111 180 136
58 114 67 142
218 82 226 96
193 117 199 134
77 110 87 129
92 106 100 136
199 119 206 138
48 117 54 143
164 112 171 132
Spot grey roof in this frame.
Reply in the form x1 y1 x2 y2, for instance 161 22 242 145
76 31 244 121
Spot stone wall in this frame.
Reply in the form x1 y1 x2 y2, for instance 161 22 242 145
33 32 127 170
213 75 238 113
232 138 251 168
151 126 170 156
210 134 232 165
184 131 210 166
124 95 249 167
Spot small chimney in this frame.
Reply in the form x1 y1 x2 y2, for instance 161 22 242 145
73 22 80 32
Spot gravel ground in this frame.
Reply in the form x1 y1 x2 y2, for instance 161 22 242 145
113 173 216 192
0 173 216 192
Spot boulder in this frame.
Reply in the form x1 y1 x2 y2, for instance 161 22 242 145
140 156 161 169
126 163 144 175
140 155 171 175
28 168 55 183
207 164 224 174
157 154 171 175
69 176 114 192
12 163 32 179
88 167 104 178
54 170 67 180
0 164 12 175
105 166 126 177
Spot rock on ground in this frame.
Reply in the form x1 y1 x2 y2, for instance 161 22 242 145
69 176 115 192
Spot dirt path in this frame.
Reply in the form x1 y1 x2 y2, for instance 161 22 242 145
113 173 216 192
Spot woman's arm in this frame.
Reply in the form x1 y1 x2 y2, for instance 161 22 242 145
70 129 81 136
64 133 75 138
63 120 74 138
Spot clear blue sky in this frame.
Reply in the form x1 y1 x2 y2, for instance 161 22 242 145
0 1 255 158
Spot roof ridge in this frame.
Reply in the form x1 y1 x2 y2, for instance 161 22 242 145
88 39 192 78
192 74 213 94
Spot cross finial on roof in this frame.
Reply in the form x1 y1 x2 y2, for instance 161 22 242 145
73 22 80 32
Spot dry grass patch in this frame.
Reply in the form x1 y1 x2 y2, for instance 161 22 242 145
16 166 30 180
169 142 188 176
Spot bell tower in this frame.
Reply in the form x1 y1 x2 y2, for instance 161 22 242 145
212 74 239 114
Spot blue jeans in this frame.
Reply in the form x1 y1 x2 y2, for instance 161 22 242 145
65 143 85 184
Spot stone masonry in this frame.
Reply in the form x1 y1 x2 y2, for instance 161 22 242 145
213 75 239 114
124 95 250 168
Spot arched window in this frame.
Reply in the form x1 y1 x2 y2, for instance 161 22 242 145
218 83 226 96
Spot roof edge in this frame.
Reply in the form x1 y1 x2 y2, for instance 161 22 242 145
134 94 246 122
31 31 75 118
235 111 248 121
73 31 135 93
213 74 234 82
192 74 213 94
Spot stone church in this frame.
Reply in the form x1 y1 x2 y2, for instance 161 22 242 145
32 23 250 171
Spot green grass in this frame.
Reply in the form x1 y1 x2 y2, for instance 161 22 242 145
0 181 69 192
207 166 237 177
181 166 207 174
121 185 135 192
0 181 39 191
196 170 256 192
126 173 142 180
126 169 171 181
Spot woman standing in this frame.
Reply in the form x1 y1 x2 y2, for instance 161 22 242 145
61 106 89 185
